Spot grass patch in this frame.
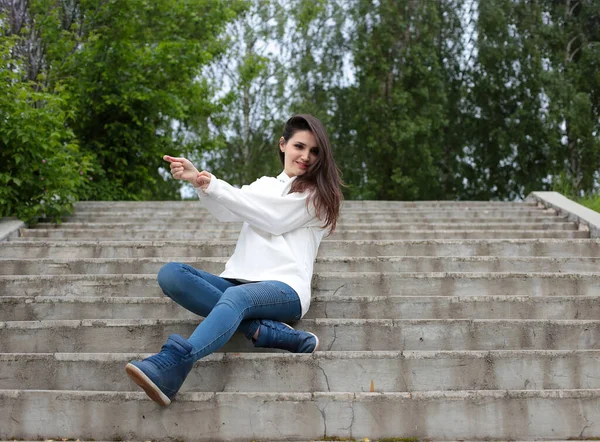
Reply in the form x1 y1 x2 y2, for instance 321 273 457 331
321 438 361 441
378 438 420 442
551 175 600 214
320 438 420 442
567 438 600 441
575 194 600 213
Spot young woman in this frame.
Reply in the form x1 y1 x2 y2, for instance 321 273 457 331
125 114 344 406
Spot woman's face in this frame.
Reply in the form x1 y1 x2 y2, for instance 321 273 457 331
280 130 319 178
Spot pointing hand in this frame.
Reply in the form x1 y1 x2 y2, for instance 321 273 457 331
163 155 199 183
163 155 212 191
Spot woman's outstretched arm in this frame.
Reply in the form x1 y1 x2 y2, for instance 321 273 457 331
164 155 323 234
163 155 241 223
202 175 323 236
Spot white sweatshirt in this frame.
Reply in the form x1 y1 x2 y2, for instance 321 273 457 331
195 170 330 318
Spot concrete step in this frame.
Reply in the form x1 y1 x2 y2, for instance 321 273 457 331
59 214 570 224
63 214 562 224
69 207 544 216
2 272 600 297
334 200 536 207
2 350 598 392
2 295 598 321
4 255 600 276
3 238 600 259
1 389 597 440
1 318 597 352
16 228 589 240
75 200 537 209
2 196 598 441
64 208 553 219
32 220 578 230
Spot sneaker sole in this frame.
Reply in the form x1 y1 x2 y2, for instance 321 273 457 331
125 363 171 407
281 323 320 353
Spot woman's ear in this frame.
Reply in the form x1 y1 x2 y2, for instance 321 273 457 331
279 137 285 151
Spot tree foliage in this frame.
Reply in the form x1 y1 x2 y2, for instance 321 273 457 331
0 34 93 223
57 0 244 200
1 0 599 222
464 0 600 200
338 0 452 200
201 0 288 186
1 0 243 221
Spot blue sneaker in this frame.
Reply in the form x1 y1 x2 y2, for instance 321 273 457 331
125 334 195 406
253 320 319 353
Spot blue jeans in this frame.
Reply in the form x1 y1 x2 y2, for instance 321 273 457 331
157 262 302 362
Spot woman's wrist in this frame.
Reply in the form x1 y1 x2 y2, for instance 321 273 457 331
192 176 210 193
189 169 201 187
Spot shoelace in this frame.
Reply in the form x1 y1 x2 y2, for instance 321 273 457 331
263 322 297 337
146 345 182 370
263 323 309 351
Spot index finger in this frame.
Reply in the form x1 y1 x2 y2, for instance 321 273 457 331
163 155 186 163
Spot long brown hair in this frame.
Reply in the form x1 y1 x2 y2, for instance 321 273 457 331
278 114 345 235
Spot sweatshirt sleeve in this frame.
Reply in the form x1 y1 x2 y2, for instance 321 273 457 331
195 173 257 223
196 187 241 222
201 175 323 236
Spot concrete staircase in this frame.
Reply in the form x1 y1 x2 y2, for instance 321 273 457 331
1 199 599 440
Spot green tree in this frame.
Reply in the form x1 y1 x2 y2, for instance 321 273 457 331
0 35 93 223
55 0 244 200
286 0 352 193
466 0 600 200
464 0 551 199
542 0 600 196
3 0 599 210
335 0 454 200
1 0 243 220
202 0 288 186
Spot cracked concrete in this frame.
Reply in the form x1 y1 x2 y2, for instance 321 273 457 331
342 399 356 434
326 325 338 351
314 360 332 392
316 400 328 439
3 199 600 440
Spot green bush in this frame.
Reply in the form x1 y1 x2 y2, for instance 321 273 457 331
0 37 93 224
551 173 600 214
576 194 600 214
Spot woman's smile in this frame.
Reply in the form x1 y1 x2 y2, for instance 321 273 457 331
281 129 318 177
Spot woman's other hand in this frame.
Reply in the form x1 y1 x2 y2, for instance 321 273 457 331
163 155 199 183
194 170 212 192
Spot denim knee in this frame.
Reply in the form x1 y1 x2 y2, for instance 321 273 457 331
157 262 184 294
216 289 249 314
